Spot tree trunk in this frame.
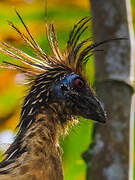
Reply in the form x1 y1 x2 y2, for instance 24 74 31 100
83 0 135 180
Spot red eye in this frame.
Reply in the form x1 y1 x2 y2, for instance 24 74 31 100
74 78 85 89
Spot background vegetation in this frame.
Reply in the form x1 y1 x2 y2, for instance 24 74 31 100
0 0 134 180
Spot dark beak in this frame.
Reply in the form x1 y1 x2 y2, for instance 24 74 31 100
79 94 106 123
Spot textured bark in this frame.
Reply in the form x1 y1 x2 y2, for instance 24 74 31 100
83 0 135 180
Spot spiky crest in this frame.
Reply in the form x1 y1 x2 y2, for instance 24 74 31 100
0 11 124 80
0 11 96 79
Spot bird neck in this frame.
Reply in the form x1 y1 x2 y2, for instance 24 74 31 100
0 108 65 179
18 102 78 161
22 108 62 153
0 102 78 180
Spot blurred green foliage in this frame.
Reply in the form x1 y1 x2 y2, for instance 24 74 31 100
0 0 134 180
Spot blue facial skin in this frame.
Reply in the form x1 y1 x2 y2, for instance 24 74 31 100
53 73 83 100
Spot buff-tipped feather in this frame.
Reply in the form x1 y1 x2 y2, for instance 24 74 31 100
0 11 95 79
0 11 124 81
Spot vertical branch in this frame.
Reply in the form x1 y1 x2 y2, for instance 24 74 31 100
83 0 135 180
126 1 135 180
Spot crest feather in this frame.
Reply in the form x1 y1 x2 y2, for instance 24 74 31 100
0 11 109 80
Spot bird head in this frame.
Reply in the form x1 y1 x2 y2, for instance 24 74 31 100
0 14 106 129
51 72 106 123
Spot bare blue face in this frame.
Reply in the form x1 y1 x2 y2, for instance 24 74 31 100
53 73 84 98
53 73 106 123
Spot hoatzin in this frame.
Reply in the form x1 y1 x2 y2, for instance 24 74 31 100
0 11 106 180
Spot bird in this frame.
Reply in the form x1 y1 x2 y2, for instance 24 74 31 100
0 11 106 180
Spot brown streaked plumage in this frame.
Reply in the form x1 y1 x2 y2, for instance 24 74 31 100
0 11 107 180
